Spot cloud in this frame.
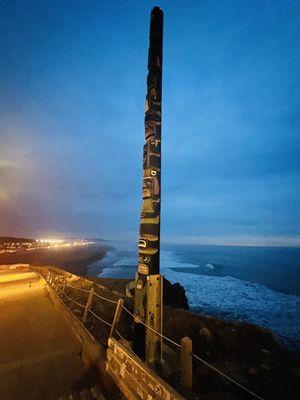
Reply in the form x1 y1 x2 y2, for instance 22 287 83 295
0 0 299 244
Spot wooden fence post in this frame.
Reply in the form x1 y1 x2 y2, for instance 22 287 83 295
82 287 94 323
61 277 67 297
54 275 58 290
109 299 124 338
180 336 193 394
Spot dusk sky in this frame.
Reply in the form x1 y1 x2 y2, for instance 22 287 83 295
0 0 299 246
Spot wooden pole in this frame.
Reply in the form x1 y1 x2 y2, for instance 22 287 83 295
82 287 94 323
146 274 163 365
180 337 193 394
110 299 124 338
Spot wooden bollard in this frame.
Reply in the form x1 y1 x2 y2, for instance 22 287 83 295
82 287 94 323
180 336 193 393
109 299 124 338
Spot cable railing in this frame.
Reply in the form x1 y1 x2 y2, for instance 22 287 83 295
63 291 86 309
89 309 113 328
93 290 119 304
121 304 264 399
66 283 90 293
32 266 265 400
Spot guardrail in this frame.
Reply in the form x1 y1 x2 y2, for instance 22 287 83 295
31 266 265 400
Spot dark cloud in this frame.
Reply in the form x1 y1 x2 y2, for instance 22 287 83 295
0 0 299 245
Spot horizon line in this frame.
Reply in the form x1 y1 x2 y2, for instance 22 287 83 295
1 233 300 248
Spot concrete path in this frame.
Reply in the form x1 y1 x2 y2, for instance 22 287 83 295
0 269 87 400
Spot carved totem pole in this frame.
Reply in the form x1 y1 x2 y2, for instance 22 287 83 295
134 7 164 365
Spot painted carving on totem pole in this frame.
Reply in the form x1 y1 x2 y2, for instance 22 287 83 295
134 7 163 324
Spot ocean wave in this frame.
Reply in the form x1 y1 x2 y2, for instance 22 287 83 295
163 267 300 348
113 257 136 267
89 241 300 350
160 250 199 270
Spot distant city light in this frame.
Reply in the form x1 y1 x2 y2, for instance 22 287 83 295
0 238 95 254
37 239 64 244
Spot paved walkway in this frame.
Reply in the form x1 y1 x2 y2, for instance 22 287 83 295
0 269 87 400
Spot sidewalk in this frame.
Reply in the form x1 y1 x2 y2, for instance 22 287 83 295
0 270 87 400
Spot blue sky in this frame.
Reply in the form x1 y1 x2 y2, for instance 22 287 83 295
0 0 299 246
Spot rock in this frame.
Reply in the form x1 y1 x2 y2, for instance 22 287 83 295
79 389 93 399
163 278 189 309
248 367 257 375
199 327 212 341
90 386 105 400
81 339 104 367
196 364 215 379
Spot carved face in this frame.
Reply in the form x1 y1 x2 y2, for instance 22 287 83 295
142 177 153 198
142 176 159 199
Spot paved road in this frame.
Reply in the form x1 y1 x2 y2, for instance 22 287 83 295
0 269 87 400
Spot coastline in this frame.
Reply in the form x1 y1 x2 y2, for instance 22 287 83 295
83 242 300 355
35 263 300 399
0 242 110 276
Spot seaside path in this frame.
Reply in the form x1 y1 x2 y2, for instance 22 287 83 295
0 268 87 400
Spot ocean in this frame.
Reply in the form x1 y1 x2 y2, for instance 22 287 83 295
88 241 300 351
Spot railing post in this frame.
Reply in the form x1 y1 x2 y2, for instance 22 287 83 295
61 277 67 297
180 336 193 394
82 287 94 323
110 299 124 338
72 283 76 298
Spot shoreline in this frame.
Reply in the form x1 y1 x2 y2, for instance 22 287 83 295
38 263 300 399
0 242 110 276
83 251 300 355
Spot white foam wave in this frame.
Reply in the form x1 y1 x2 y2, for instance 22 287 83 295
160 250 199 270
113 257 136 266
89 242 300 348
163 267 300 346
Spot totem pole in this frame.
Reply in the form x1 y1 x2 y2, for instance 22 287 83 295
134 7 164 365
